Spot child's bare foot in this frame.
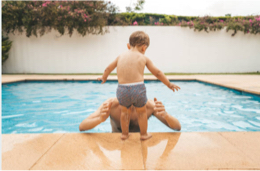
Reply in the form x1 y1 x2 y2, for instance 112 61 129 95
121 133 130 140
140 133 152 140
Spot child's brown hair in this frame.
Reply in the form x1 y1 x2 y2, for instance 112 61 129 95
129 31 150 47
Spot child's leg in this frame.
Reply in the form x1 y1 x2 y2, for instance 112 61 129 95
120 105 131 140
135 105 152 140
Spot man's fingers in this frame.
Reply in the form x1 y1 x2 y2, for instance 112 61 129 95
157 111 165 116
101 108 109 113
155 103 163 108
155 107 165 111
154 97 157 102
108 102 112 108
101 112 107 116
155 101 162 105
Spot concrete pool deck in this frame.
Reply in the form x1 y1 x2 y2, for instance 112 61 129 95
2 74 260 170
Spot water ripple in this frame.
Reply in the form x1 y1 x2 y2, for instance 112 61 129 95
2 81 260 134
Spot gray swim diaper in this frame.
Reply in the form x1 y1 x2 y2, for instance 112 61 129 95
116 82 147 108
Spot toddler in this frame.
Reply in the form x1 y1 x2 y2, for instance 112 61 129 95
98 31 180 140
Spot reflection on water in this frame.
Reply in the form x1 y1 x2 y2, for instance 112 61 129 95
82 133 181 169
142 132 181 169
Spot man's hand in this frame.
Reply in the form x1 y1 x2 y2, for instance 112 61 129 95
168 83 180 92
97 77 106 84
99 101 112 122
154 98 167 118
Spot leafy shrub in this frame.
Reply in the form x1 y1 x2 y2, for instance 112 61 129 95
2 1 120 37
2 35 12 63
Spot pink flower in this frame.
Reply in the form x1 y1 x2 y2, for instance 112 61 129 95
84 14 88 18
60 5 63 8
154 22 157 25
161 23 163 25
133 21 138 25
220 20 224 22
42 3 47 7
84 19 86 22
179 23 181 26
187 22 189 24
249 19 252 22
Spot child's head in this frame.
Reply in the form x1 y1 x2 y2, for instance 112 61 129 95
128 31 150 54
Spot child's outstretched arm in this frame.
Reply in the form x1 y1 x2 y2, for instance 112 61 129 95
146 57 180 92
98 57 119 84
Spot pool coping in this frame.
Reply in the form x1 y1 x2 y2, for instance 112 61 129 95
2 74 260 95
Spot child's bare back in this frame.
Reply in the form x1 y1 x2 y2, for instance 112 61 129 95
117 50 146 84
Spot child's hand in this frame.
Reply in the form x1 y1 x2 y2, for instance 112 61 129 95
154 98 167 118
168 83 180 92
100 101 112 122
97 77 106 84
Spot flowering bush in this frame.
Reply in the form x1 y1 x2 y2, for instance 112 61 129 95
226 16 260 36
179 16 260 36
2 1 120 37
133 21 138 25
154 22 163 25
2 2 259 37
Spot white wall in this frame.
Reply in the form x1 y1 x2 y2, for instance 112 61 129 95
2 26 260 73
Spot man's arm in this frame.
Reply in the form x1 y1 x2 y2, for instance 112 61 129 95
152 98 181 131
79 99 112 131
98 57 119 84
146 57 180 92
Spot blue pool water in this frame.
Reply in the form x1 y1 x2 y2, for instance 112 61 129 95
2 81 260 134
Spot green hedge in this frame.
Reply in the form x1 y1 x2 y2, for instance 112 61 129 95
2 1 260 37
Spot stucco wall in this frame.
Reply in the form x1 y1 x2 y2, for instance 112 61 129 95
2 26 260 73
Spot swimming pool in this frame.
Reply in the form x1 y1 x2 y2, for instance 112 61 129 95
2 80 260 134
